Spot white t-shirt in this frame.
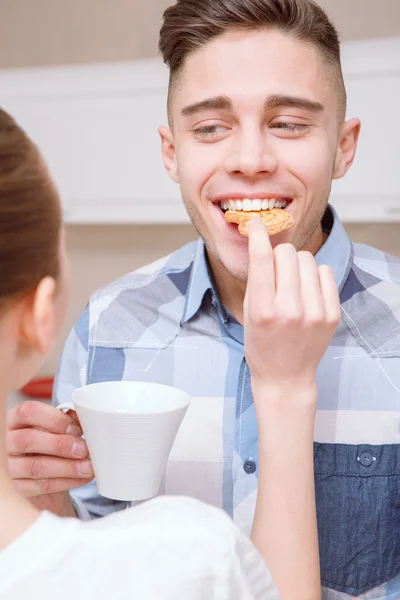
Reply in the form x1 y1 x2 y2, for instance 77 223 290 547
0 496 280 600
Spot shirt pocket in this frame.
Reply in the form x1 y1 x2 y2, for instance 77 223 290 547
314 442 400 597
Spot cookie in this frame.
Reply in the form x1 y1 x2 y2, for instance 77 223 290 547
225 208 295 237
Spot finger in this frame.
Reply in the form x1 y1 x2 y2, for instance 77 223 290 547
274 243 301 314
9 455 94 480
8 429 89 459
298 251 325 323
246 217 275 312
14 477 93 498
66 410 81 428
318 265 341 327
8 401 82 436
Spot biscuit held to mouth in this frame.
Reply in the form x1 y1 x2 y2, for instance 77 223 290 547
225 208 295 237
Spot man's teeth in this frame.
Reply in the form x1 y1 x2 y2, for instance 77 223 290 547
220 199 288 211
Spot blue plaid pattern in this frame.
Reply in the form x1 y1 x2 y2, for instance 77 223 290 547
54 205 400 599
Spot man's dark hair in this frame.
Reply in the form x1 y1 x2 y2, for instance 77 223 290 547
159 0 346 122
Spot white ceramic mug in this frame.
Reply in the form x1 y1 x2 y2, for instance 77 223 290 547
58 380 190 501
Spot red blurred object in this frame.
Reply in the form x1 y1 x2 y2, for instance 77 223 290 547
21 377 54 399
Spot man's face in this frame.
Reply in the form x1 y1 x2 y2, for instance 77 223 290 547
160 29 359 283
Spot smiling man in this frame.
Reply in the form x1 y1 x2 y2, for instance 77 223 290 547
10 1 400 598
157 21 358 323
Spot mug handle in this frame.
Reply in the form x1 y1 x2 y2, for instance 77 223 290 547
57 401 75 413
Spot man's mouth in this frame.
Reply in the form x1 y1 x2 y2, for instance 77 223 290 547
219 198 291 213
215 197 295 237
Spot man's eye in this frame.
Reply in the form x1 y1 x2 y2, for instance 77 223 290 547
194 125 227 137
271 123 310 132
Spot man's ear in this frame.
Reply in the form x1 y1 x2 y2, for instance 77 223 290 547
333 118 361 180
19 277 57 356
159 126 179 183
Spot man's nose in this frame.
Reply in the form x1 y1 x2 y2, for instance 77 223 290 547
224 128 279 177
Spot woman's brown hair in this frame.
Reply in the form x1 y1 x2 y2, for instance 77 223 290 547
0 108 62 308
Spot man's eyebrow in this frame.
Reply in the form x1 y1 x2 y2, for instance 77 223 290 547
265 94 324 113
180 94 324 117
181 96 232 117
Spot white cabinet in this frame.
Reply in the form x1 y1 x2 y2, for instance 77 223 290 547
23 90 183 223
331 37 400 221
1 38 400 224
0 60 186 223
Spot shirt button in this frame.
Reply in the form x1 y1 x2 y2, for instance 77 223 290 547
358 452 375 467
243 459 256 474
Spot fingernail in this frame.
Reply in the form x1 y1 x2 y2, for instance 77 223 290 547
78 460 93 475
66 424 82 436
72 439 87 458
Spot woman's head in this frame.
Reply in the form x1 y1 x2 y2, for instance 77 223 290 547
0 108 69 390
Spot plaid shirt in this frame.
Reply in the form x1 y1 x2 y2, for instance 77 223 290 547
54 205 400 599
